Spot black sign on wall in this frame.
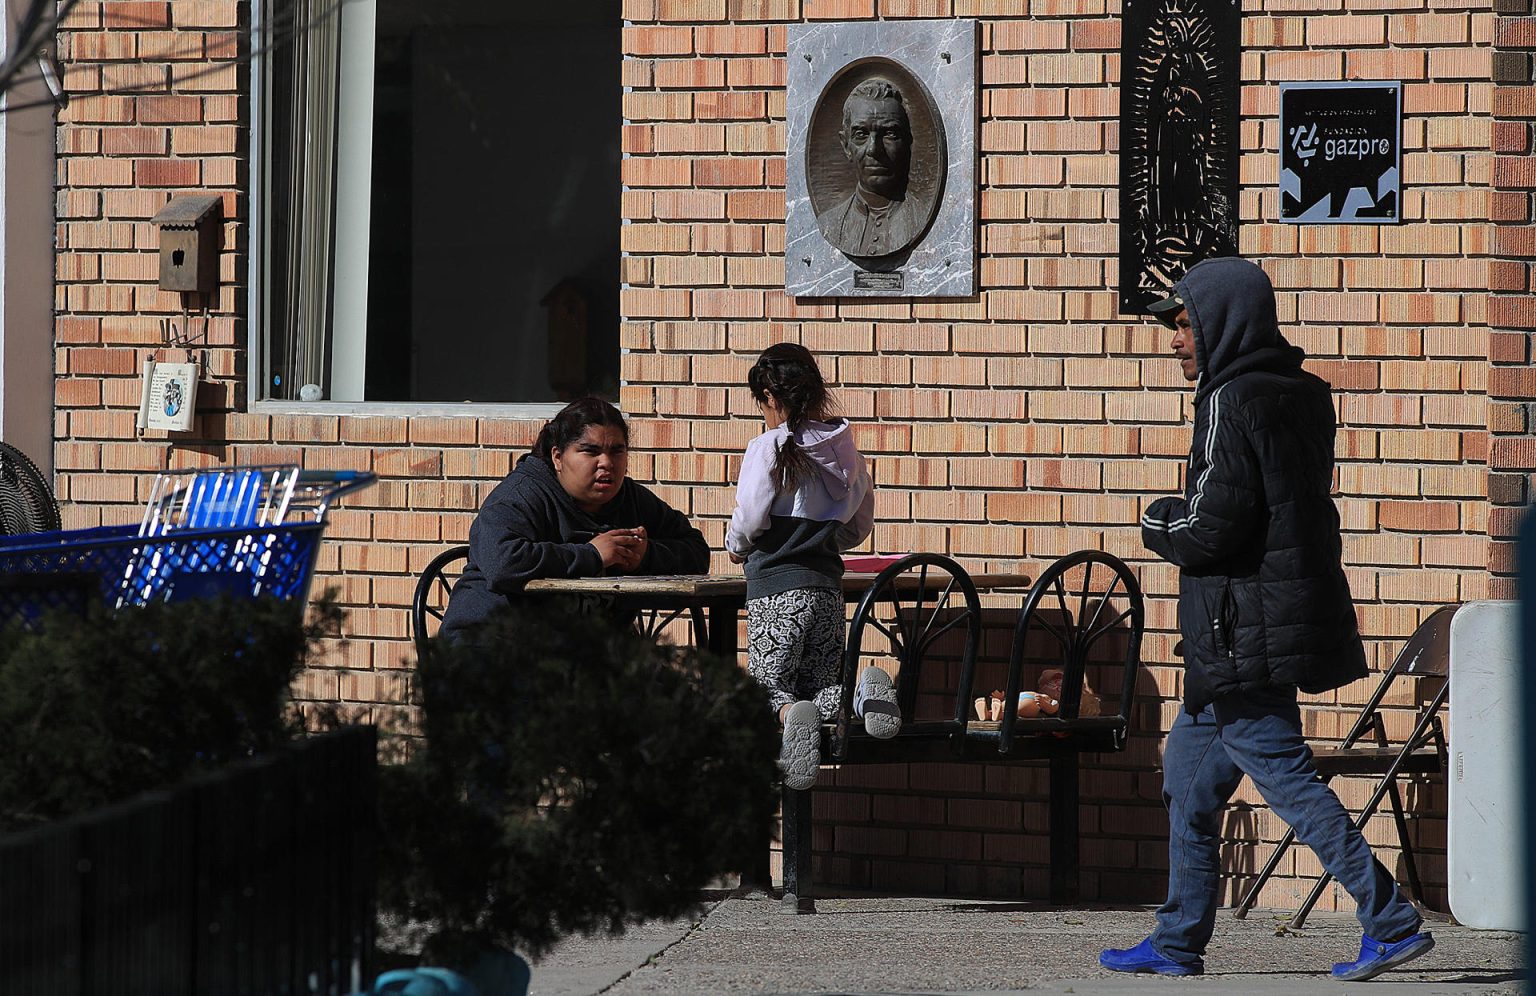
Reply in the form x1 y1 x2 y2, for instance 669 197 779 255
1119 0 1242 315
1279 82 1401 224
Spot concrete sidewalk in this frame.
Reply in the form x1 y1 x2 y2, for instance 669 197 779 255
526 896 1526 995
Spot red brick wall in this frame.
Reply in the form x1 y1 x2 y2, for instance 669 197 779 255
53 0 1509 911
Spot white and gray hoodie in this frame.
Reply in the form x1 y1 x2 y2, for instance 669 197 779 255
725 418 875 600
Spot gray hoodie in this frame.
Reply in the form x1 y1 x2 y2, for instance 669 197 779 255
725 418 875 600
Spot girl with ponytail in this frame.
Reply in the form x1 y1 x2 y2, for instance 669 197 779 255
725 343 894 791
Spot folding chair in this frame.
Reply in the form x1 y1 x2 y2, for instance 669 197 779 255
1233 603 1459 927
139 466 301 535
132 466 300 604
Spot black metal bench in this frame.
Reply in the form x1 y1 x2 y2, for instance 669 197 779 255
779 551 1146 912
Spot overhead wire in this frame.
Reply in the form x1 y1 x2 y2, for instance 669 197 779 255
0 0 351 115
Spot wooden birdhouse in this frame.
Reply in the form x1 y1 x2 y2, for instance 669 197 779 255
151 194 223 294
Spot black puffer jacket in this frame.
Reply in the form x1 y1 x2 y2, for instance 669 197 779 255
1141 257 1367 713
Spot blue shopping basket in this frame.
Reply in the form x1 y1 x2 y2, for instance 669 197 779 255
0 467 374 624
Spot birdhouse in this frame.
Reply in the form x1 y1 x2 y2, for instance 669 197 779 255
151 194 223 294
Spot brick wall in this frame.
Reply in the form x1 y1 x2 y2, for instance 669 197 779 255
618 0 1495 910
53 0 1509 911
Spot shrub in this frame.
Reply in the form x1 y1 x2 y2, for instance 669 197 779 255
0 593 342 832
378 600 779 960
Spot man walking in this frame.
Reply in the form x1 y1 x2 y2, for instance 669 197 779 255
1100 257 1434 981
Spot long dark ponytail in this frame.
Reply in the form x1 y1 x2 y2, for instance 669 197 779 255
532 397 628 461
747 343 833 493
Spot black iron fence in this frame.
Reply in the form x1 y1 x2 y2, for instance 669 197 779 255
0 725 376 995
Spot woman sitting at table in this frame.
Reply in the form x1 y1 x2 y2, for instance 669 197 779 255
439 397 710 643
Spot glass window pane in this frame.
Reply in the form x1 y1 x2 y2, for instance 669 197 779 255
262 0 621 405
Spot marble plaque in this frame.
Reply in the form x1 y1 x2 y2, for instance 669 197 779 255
786 20 976 298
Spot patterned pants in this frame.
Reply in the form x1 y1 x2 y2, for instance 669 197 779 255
746 587 844 722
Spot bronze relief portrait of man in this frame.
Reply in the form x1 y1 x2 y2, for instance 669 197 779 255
807 65 945 262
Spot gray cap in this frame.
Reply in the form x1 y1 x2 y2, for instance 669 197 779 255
1147 292 1185 329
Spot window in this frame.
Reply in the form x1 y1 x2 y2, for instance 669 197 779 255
253 0 622 406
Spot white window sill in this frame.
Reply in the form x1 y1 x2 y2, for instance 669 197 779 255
249 401 569 419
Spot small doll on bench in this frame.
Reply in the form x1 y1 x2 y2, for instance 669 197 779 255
975 668 1102 722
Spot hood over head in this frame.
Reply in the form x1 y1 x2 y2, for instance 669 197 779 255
513 450 625 521
1173 257 1306 403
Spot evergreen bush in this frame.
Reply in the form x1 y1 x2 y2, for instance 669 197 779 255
378 601 779 960
0 593 342 832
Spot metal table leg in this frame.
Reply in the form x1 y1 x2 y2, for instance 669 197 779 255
780 784 815 913
708 595 773 898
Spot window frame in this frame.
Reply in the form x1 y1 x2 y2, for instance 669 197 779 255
246 0 595 420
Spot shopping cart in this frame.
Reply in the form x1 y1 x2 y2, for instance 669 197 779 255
0 466 375 626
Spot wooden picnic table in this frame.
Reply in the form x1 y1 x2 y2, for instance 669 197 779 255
524 569 1034 659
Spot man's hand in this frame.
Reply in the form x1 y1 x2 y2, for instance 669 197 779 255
728 551 747 565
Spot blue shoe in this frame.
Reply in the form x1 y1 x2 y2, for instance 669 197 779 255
1331 931 1435 981
1099 937 1203 976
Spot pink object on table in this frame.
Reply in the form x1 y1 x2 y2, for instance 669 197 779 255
842 554 911 573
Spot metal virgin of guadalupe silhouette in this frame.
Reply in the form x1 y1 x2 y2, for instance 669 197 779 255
1119 0 1240 314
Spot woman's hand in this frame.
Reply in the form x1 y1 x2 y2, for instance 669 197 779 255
590 527 648 571
728 552 746 565
622 526 649 570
